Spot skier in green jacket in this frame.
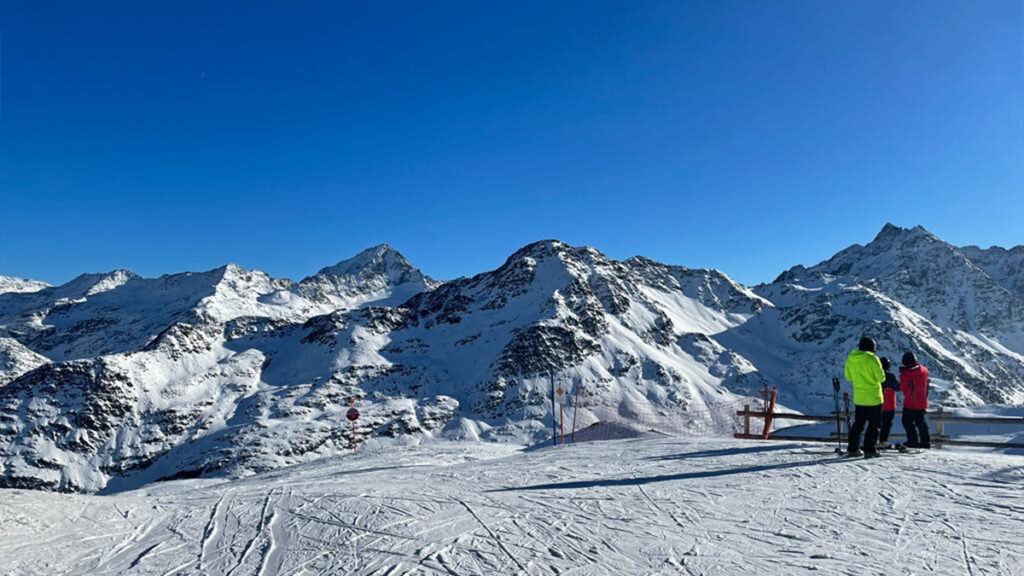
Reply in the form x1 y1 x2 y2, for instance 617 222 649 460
844 336 885 457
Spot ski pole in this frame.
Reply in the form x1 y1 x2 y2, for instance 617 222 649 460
843 392 851 436
832 377 842 452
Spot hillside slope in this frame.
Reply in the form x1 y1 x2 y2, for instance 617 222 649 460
1 437 1020 575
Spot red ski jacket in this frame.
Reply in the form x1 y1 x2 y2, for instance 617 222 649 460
899 364 929 410
882 372 899 411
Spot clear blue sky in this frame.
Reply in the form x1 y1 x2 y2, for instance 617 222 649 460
1 1 1021 286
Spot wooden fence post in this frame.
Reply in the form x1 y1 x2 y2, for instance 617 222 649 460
743 404 750 436
936 406 944 449
762 389 777 440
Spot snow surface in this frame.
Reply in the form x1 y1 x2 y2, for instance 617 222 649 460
1 436 1021 575
0 337 48 386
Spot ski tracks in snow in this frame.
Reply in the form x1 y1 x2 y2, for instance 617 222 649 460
199 490 231 571
1 438 1022 575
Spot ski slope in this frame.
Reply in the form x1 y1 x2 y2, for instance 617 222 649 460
2 437 1022 575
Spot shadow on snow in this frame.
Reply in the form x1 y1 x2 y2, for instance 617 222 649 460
645 442 805 461
492 453 854 492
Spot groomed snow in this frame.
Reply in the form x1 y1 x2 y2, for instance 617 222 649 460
1 437 1021 575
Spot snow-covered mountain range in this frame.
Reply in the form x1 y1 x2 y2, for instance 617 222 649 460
1 226 1022 492
0 276 50 295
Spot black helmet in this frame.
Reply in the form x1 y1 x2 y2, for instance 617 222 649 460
880 357 891 371
902 352 917 368
858 336 876 353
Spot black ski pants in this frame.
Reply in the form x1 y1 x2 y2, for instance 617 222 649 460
879 410 895 443
902 408 931 447
848 404 882 454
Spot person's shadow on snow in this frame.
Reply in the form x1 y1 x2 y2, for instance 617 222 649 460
490 450 856 492
644 443 804 461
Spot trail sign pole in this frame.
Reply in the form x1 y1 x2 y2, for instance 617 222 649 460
560 404 565 445
571 381 581 444
554 383 567 446
346 397 360 450
550 372 557 447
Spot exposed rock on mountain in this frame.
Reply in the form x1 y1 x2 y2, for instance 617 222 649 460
1 228 1022 493
961 244 1024 296
755 224 1024 406
276 244 439 315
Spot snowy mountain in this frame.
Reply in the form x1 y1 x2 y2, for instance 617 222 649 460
961 243 1024 296
753 224 1024 407
0 338 48 386
271 244 439 316
0 241 767 491
1 227 1022 492
0 275 50 295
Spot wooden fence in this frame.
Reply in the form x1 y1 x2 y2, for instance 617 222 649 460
734 404 1024 450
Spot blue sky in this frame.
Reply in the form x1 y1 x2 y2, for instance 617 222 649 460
1 1 1021 286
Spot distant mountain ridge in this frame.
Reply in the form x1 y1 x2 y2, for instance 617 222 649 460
1 226 1022 492
0 276 51 295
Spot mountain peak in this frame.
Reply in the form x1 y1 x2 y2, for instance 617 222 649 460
61 269 139 296
314 244 418 280
500 240 606 268
772 224 951 286
294 245 436 308
510 239 570 257
871 223 933 245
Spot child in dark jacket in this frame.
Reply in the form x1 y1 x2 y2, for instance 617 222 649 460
877 357 899 449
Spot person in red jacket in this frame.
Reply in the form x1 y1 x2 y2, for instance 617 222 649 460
878 357 899 449
899 352 931 448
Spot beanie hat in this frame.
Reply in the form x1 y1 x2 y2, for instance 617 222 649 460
902 352 918 368
880 357 891 371
858 336 876 353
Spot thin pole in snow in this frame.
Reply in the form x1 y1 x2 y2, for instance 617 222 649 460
347 396 359 451
560 403 565 446
571 380 581 443
550 371 557 447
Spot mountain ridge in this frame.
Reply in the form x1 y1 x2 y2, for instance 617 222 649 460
1 225 1022 492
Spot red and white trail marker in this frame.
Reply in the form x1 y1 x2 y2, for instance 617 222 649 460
346 397 359 450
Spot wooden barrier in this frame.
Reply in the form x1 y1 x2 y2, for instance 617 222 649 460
735 408 1024 450
762 389 777 440
735 409 1024 425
